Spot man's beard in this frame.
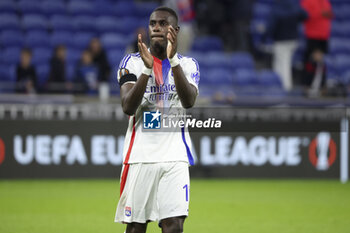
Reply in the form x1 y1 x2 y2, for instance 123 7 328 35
152 40 166 55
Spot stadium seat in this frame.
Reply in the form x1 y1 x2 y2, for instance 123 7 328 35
119 17 140 34
32 47 52 65
0 30 23 47
341 23 350 38
329 38 350 55
66 48 82 65
257 70 282 87
51 31 75 47
42 1 66 16
207 68 232 84
0 0 17 14
0 13 20 30
138 17 150 28
1 46 21 65
335 55 350 79
18 0 43 14
36 63 50 87
73 32 95 50
332 6 342 20
333 5 350 21
206 52 233 70
191 51 226 70
325 56 338 79
22 14 48 31
342 70 350 85
325 58 337 81
191 36 224 52
231 52 255 71
98 17 140 35
0 65 11 81
94 0 116 17
115 1 136 17
109 77 121 95
68 1 95 16
331 0 350 3
331 22 342 37
185 51 202 61
100 33 128 50
134 2 159 18
73 16 96 32
252 3 271 20
333 22 350 38
232 69 258 86
25 31 50 48
95 16 120 34
343 6 350 20
197 85 212 97
50 15 75 32
0 64 16 93
107 49 125 68
257 0 273 3
66 64 75 81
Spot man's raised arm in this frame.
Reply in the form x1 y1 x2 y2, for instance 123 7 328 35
120 34 154 115
167 26 197 109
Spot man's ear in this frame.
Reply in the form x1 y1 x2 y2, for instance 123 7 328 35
175 26 180 33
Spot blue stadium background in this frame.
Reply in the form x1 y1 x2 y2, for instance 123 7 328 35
0 0 349 100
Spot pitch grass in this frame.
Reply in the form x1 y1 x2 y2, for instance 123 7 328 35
0 179 349 233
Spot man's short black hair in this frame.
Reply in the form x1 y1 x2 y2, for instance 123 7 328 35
153 6 178 25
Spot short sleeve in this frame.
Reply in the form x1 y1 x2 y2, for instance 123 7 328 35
117 54 137 86
182 57 200 94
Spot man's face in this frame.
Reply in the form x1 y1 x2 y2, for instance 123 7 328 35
20 52 31 67
57 47 66 60
148 11 177 50
82 51 92 65
90 39 101 54
312 50 324 63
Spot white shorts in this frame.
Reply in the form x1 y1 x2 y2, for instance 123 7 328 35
115 162 190 224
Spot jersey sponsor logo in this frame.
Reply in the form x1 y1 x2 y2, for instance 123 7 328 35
308 132 337 171
148 93 177 102
125 206 132 217
143 110 161 129
145 83 176 93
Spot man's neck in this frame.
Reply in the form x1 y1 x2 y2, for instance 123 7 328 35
150 46 167 61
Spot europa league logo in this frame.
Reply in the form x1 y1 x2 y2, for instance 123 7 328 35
309 132 337 171
316 133 330 170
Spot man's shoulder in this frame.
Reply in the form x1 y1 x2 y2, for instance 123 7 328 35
119 52 143 68
178 54 199 69
124 52 143 62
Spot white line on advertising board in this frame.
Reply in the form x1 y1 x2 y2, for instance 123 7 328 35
340 118 349 183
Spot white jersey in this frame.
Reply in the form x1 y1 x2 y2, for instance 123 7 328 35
117 52 200 165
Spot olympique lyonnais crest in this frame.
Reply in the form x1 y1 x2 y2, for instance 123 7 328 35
125 206 132 217
309 132 337 171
